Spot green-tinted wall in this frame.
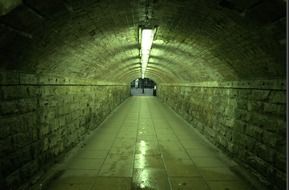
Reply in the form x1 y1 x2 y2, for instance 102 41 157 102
158 80 286 190
0 71 130 189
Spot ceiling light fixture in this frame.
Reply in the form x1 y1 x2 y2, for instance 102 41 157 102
140 28 155 79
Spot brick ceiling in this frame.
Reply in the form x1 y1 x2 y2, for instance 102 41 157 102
0 0 286 83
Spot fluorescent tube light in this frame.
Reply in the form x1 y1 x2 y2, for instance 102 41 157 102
140 28 155 79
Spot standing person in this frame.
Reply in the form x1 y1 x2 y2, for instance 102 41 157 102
153 85 156 96
135 79 139 88
142 78 145 94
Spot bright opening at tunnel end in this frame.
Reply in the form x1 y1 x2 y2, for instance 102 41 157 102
140 28 155 79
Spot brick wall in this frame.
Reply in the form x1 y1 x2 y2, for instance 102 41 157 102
0 71 130 189
158 80 286 190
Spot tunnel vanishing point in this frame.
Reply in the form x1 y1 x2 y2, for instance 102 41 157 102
0 0 287 190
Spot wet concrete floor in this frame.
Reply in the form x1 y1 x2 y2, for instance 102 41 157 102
47 96 252 190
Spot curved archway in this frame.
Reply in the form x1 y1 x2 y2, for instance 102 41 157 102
0 1 286 190
130 78 157 96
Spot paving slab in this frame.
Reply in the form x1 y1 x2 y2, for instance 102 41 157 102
47 97 251 190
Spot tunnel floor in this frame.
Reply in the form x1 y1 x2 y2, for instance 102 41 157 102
47 96 252 190
130 88 154 96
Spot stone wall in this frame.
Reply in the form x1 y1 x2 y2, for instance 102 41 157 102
0 71 130 189
158 80 286 190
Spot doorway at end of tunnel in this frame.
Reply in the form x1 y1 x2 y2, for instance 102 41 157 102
130 78 157 96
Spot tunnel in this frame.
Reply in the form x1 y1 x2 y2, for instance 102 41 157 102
130 78 157 96
0 0 287 190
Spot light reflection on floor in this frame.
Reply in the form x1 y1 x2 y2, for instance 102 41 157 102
47 97 252 190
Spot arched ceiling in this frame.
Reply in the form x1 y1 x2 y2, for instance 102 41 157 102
0 0 286 84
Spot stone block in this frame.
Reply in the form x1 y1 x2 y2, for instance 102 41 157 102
236 99 247 109
19 73 37 84
25 86 40 97
19 160 39 181
235 109 250 122
247 101 264 112
0 101 18 115
275 153 286 172
239 135 256 151
39 97 59 107
0 158 14 176
1 86 22 100
30 141 41 159
250 143 274 165
247 154 268 174
249 113 277 130
0 124 10 139
16 98 37 113
246 125 263 141
5 170 21 189
39 109 56 124
262 131 278 147
263 102 286 115
0 137 14 154
0 71 19 85
10 146 32 169
21 113 37 132
42 137 49 151
250 90 270 100
223 118 235 127
237 89 252 99
12 133 32 148
269 91 286 104
263 117 285 133
275 169 286 190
